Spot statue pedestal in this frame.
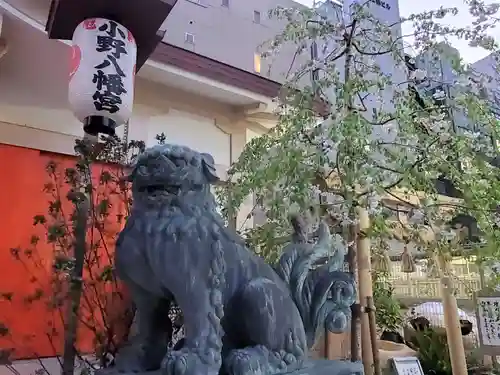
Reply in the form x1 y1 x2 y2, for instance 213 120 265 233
288 360 363 375
96 359 363 375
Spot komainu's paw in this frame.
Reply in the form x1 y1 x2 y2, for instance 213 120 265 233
225 349 262 375
114 346 147 373
114 344 166 373
225 346 301 375
162 348 220 375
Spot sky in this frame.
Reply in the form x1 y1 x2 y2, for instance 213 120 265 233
294 0 499 63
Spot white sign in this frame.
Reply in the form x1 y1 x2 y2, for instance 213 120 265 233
343 0 402 37
68 18 137 126
478 296 500 347
391 356 425 375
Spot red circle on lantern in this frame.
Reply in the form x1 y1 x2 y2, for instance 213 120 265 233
69 45 81 80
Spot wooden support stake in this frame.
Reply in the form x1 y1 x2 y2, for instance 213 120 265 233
366 296 381 375
347 222 360 362
437 254 468 375
357 207 374 375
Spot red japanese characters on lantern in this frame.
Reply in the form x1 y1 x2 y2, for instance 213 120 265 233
83 19 97 30
68 18 137 135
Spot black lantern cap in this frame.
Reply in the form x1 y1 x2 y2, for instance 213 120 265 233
83 116 117 137
45 0 177 71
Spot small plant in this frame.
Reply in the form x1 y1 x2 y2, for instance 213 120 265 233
373 272 404 336
410 328 496 375
411 328 452 375
467 350 500 375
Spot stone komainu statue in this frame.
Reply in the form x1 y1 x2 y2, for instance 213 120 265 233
112 144 359 375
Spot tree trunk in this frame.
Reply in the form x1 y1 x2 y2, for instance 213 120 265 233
61 184 89 375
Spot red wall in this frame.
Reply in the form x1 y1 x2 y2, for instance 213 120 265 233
0 143 131 360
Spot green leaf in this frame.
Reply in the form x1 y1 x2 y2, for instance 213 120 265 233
33 215 46 226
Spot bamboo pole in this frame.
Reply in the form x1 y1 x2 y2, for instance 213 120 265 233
347 223 361 362
366 296 381 375
436 254 468 375
357 207 375 375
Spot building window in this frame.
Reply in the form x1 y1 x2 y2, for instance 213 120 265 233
253 10 261 24
185 32 195 44
254 53 261 73
222 0 229 6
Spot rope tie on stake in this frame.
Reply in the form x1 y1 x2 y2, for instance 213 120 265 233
401 242 416 273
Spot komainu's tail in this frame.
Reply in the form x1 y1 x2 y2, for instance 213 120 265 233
275 214 357 348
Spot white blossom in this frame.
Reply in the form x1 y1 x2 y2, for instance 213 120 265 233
440 229 457 241
367 192 381 214
439 132 451 143
432 90 446 100
410 69 427 81
494 214 500 228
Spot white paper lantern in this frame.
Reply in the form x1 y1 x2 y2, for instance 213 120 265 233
69 18 137 135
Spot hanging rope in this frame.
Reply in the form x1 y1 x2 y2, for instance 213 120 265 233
401 242 416 273
372 240 391 273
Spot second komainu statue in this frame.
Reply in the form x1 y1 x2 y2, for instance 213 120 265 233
104 144 363 375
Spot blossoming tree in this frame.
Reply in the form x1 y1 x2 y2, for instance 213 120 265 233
218 1 500 374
